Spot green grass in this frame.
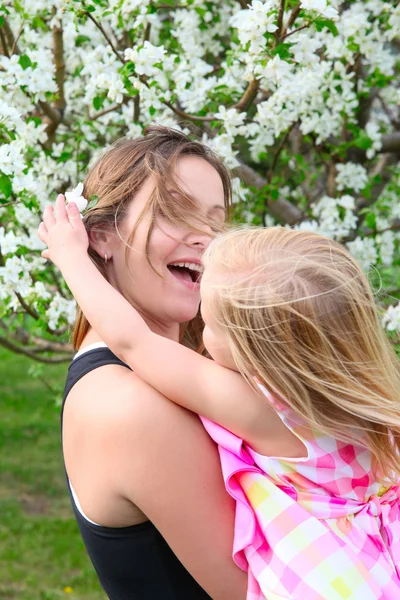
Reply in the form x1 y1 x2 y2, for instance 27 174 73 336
0 348 105 600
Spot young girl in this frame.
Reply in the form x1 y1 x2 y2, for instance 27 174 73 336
39 195 400 600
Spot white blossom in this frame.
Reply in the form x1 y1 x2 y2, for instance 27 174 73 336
347 236 378 269
376 230 395 267
65 183 88 212
312 195 357 239
125 42 166 77
46 294 77 331
0 0 398 348
382 304 400 333
300 0 338 20
335 163 368 193
230 1 279 56
365 122 382 159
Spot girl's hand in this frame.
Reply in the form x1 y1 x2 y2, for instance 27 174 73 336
38 194 89 269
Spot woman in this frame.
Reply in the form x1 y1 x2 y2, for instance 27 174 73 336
61 126 247 600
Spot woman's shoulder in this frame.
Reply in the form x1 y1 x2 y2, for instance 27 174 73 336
65 361 192 437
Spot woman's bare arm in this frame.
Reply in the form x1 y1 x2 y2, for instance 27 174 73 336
64 365 248 600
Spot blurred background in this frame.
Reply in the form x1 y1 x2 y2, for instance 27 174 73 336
0 348 105 599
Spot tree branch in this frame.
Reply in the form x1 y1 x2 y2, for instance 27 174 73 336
281 2 301 38
276 0 286 41
267 123 296 182
356 153 397 213
10 23 23 56
235 162 302 224
90 103 122 120
0 336 71 363
48 264 68 298
234 79 259 112
14 292 41 321
343 219 400 243
377 93 400 129
53 22 66 114
381 132 400 153
282 23 310 40
44 19 66 145
85 12 125 64
38 100 62 124
30 337 73 353
161 98 216 122
0 27 9 57
133 94 140 122
3 18 20 54
14 292 66 337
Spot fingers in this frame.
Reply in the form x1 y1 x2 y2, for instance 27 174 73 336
54 193 69 223
42 193 71 231
38 222 49 246
43 204 55 230
41 249 50 260
66 202 84 229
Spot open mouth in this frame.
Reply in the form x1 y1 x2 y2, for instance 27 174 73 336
167 261 203 284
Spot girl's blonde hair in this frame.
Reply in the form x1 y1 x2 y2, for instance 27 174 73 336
73 125 232 350
203 227 400 481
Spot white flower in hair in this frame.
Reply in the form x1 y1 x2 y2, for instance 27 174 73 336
65 182 88 212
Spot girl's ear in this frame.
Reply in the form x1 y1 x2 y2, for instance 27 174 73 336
88 227 113 261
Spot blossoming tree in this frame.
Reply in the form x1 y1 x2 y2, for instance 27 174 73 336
1 0 399 363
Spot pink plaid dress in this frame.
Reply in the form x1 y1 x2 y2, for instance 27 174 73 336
200 383 400 600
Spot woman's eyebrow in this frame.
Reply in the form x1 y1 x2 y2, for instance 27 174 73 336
211 205 226 213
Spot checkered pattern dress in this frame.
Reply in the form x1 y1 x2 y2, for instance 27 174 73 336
200 384 400 600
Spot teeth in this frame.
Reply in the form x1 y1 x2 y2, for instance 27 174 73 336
169 262 204 273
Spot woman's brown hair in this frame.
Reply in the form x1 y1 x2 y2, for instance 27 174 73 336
72 125 232 350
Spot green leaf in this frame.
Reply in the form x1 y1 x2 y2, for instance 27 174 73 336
75 34 91 47
149 106 156 116
86 195 99 210
353 135 372 150
347 41 359 53
93 95 106 110
273 43 292 60
365 213 376 230
0 16 5 27
0 172 12 199
56 151 73 163
314 18 338 37
31 16 47 30
26 116 42 127
18 54 32 70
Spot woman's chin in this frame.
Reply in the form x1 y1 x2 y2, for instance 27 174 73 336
166 298 201 324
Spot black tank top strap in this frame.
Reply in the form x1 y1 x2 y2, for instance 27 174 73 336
63 347 131 405
62 347 211 600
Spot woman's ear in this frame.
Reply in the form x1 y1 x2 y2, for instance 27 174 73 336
88 227 113 261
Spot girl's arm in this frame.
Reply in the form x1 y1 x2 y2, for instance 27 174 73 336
39 196 270 441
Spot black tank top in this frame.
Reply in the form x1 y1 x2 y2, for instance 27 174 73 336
62 347 212 600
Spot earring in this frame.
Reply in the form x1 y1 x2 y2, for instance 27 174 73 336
104 253 108 265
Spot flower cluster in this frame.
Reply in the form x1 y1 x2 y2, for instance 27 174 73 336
1 0 399 361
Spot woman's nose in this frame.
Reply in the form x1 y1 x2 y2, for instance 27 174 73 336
185 229 213 249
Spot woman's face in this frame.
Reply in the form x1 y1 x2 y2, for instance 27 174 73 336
103 155 226 334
